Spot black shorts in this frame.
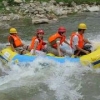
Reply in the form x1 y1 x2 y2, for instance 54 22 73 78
74 44 92 56
15 46 27 54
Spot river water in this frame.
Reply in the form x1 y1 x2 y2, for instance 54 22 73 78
0 12 100 100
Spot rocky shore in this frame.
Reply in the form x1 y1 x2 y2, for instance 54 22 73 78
0 0 100 29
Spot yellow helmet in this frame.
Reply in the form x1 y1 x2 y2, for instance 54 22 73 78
78 23 87 29
10 28 17 34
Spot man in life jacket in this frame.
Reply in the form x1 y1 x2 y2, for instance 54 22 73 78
29 29 47 55
48 26 70 57
70 23 92 57
8 28 28 54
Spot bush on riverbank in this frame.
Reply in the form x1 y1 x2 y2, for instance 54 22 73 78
0 0 100 6
38 0 100 4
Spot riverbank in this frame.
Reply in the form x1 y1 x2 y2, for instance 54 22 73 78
0 0 100 29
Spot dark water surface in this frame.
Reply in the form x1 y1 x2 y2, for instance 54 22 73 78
0 12 100 42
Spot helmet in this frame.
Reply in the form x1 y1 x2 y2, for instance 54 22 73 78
58 26 66 33
78 23 87 29
37 29 44 34
10 28 17 34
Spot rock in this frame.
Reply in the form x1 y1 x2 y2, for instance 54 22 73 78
0 22 10 29
71 1 76 7
30 0 33 3
1 0 100 24
14 0 23 3
5 7 10 11
31 17 49 24
49 0 56 5
41 2 47 7
2 0 8 6
59 2 65 6
86 5 100 12
9 13 23 20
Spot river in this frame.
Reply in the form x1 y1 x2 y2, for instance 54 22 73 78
0 12 100 100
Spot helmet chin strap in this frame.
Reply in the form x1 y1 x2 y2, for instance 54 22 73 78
59 32 64 35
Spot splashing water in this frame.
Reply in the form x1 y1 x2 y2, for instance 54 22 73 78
0 58 92 100
0 55 99 100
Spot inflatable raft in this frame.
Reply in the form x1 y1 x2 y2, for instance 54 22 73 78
0 46 100 68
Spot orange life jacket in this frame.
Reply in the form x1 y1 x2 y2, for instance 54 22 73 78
48 33 66 48
29 36 44 51
8 34 23 47
70 32 84 48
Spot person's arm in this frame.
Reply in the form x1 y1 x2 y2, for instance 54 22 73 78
84 38 91 44
57 41 62 56
75 45 89 54
56 38 62 56
10 44 16 52
73 35 89 55
9 37 16 52
64 39 70 46
32 39 39 55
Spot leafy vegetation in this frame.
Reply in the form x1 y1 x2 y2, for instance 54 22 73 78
27 0 100 4
0 0 100 7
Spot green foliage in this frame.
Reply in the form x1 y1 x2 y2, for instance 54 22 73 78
3 0 99 3
0 0 4 2
0 0 100 7
65 0 100 4
26 0 100 4
8 0 14 5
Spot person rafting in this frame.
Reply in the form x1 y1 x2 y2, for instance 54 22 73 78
29 29 47 55
8 28 28 54
47 26 71 57
70 23 92 57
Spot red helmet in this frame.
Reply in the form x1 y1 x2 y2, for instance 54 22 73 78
37 29 44 34
58 26 66 33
